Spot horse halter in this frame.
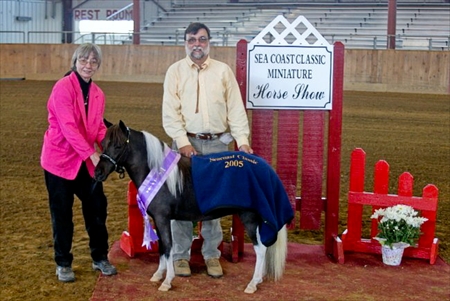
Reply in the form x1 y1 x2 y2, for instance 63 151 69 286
100 126 130 179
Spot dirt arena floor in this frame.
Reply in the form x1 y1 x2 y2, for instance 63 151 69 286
1 80 449 301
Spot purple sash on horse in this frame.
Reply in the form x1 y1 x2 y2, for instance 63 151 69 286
191 151 294 247
137 146 181 249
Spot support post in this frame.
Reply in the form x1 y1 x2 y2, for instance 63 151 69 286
133 0 140 45
387 0 397 49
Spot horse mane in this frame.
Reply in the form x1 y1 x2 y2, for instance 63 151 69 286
107 124 126 146
142 131 183 197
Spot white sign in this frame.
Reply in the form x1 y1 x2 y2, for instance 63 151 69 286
247 45 333 110
247 15 334 110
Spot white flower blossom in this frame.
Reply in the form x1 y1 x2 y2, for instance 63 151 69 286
370 204 428 248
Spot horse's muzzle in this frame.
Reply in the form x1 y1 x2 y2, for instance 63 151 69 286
94 171 106 182
94 164 112 182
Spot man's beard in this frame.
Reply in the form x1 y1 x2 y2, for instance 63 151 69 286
186 45 210 60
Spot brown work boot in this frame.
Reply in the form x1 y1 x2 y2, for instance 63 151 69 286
205 258 223 278
174 259 191 277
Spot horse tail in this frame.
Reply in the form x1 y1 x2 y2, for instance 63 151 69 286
265 225 288 281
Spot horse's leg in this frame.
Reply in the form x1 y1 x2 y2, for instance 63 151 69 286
239 212 266 294
150 215 175 291
148 217 168 283
244 229 266 294
243 225 288 294
150 255 166 282
158 252 174 291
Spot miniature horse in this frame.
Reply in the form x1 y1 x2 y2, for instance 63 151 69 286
94 120 292 293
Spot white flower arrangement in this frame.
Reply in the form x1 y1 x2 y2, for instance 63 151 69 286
371 204 428 250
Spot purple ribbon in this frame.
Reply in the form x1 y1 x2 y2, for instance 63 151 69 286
137 146 180 249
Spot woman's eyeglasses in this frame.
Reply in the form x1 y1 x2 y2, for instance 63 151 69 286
186 36 209 45
77 57 99 67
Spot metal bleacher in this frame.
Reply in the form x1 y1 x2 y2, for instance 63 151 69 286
285 5 450 50
138 6 285 46
134 1 450 50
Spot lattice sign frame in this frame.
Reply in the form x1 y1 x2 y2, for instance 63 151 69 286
246 15 334 110
251 15 329 46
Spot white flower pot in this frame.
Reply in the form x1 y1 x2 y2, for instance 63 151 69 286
381 244 409 266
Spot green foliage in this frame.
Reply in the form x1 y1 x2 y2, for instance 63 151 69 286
371 205 428 249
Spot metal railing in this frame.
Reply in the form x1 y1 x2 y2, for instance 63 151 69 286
0 31 26 43
1 30 448 50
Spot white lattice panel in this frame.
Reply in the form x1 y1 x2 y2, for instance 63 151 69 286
251 15 330 46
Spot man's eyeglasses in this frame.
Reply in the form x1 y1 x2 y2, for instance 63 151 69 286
186 36 209 45
77 57 99 67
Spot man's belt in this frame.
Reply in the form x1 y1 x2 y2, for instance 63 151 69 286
187 132 223 140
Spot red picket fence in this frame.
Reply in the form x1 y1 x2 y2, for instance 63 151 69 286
336 148 439 264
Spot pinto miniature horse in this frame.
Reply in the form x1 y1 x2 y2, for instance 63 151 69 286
94 120 293 293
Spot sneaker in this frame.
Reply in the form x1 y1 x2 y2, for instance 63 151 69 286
92 260 117 276
174 259 191 277
205 258 223 278
56 266 75 282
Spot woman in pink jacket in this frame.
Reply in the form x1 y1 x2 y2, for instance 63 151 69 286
41 43 116 282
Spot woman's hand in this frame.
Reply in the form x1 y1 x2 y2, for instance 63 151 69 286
90 152 101 166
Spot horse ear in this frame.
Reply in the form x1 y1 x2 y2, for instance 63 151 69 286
119 120 128 134
103 118 113 128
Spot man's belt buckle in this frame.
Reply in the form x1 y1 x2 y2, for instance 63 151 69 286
196 133 217 140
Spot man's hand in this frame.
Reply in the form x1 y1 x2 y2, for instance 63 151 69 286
179 145 197 158
239 144 254 154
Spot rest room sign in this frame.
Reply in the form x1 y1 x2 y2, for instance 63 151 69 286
246 15 334 110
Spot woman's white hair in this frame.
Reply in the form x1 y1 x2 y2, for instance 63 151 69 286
71 43 102 69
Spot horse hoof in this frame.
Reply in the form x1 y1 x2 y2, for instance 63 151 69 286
150 275 162 282
244 285 257 294
158 283 171 291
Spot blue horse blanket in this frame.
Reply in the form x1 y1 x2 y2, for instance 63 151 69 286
191 151 294 247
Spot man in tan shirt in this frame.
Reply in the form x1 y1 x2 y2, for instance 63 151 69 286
162 22 253 278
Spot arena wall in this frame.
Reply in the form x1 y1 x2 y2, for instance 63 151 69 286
0 44 448 94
